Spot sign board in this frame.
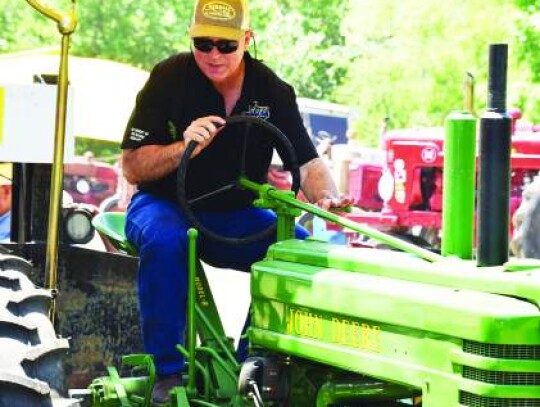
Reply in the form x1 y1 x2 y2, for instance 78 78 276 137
297 97 352 145
0 84 75 163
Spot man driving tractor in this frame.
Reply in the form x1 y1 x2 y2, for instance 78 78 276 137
120 0 351 402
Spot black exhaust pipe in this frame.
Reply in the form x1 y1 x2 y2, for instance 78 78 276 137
477 44 513 267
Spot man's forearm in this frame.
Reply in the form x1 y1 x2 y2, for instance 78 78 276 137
300 157 339 203
122 141 186 185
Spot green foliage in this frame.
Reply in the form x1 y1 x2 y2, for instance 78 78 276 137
1 0 191 70
338 0 517 144
71 0 192 70
75 137 120 164
513 0 540 123
0 0 65 51
5 0 540 147
250 0 349 100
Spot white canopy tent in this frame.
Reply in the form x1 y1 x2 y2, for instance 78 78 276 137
0 48 149 143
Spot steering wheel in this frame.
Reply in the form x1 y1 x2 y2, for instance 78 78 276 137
176 116 301 246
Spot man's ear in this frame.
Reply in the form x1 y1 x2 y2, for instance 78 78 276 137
244 30 253 47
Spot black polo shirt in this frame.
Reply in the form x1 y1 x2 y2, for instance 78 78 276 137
121 52 317 210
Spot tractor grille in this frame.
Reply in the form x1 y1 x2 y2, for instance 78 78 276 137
463 367 540 385
460 392 540 407
461 342 540 406
463 340 540 360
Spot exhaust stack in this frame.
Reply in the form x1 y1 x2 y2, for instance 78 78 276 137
477 44 512 267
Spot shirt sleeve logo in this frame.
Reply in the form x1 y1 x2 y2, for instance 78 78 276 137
129 128 149 142
243 101 270 121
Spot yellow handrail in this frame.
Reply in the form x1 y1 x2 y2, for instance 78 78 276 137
25 0 77 323
25 0 77 34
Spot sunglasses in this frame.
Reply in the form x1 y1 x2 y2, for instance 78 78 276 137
193 38 239 54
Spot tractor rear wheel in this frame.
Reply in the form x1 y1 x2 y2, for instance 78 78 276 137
0 253 79 407
511 175 540 258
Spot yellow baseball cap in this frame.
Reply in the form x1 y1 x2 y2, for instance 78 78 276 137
0 163 12 186
189 0 250 41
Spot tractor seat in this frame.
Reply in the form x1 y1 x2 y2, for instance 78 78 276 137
92 212 138 256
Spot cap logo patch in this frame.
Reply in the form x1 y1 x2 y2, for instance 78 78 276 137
202 2 236 21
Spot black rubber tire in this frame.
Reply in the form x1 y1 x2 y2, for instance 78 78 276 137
511 176 540 258
0 254 79 407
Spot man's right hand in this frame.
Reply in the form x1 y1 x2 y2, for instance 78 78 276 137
183 115 226 157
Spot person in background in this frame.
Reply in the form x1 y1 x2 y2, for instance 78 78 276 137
0 164 12 242
121 0 352 402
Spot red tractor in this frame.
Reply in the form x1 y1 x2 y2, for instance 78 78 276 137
63 152 118 206
342 109 540 249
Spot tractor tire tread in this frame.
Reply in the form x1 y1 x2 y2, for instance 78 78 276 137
0 254 79 407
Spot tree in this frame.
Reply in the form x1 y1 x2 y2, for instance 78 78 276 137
337 0 517 145
0 0 62 52
72 0 192 70
1 0 192 70
5 0 349 100
6 0 535 147
513 0 540 123
250 0 350 100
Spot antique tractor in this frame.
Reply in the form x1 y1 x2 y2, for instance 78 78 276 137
3 2 540 407
86 41 540 407
342 79 540 250
64 153 118 207
86 46 540 407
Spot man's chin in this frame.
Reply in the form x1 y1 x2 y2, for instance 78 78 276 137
208 73 229 84
203 67 228 81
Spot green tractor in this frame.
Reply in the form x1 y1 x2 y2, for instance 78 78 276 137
3 1 540 407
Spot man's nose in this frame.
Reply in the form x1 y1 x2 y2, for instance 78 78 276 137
208 46 221 57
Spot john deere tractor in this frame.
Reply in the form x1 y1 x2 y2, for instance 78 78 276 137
3 1 540 407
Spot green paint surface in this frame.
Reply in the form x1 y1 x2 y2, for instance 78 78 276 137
442 111 477 259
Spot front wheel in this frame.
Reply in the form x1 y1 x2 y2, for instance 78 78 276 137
0 254 78 407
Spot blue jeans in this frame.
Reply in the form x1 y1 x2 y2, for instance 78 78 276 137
125 191 309 376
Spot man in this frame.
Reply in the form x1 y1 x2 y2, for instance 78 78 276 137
121 0 351 402
0 164 12 242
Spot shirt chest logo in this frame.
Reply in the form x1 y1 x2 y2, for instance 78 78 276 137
243 101 270 121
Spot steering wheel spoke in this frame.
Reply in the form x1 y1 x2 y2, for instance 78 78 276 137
188 183 238 206
239 121 251 177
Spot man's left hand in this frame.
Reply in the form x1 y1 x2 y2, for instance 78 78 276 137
316 195 355 211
